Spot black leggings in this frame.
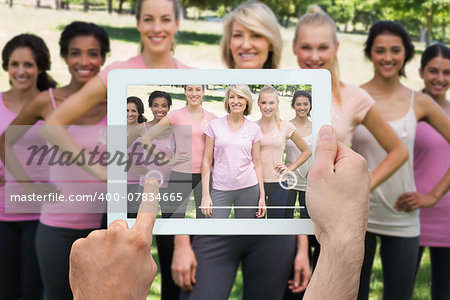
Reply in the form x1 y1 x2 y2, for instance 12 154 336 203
358 231 419 300
167 171 204 218
285 190 310 219
416 246 450 300
35 222 96 300
0 220 42 300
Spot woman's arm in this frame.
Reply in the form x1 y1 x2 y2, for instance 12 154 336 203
127 123 146 147
0 93 58 193
200 136 214 217
252 141 266 218
396 169 450 211
288 234 311 293
45 76 106 126
361 106 409 191
395 93 450 211
415 93 450 143
286 130 312 172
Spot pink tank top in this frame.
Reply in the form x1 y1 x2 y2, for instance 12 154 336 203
415 116 450 247
40 89 107 229
0 92 45 221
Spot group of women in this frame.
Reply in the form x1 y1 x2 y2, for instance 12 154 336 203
0 0 448 300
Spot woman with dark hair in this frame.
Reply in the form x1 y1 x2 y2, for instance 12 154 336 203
0 33 56 300
1 22 110 300
285 90 313 220
127 96 148 125
352 21 450 300
127 90 181 299
396 43 450 299
127 96 147 216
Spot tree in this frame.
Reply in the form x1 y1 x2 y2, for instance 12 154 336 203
328 0 355 32
381 0 450 46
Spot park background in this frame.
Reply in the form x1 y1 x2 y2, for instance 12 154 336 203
1 0 449 299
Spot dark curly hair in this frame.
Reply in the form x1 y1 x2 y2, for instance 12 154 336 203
59 21 110 59
148 90 172 107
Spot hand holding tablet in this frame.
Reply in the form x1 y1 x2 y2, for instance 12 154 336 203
69 126 371 299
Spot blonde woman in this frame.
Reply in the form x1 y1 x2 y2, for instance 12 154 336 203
291 6 409 281
256 86 311 218
221 0 282 69
177 2 309 299
201 85 265 219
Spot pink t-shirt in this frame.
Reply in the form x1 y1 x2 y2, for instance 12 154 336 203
40 115 107 229
258 120 296 183
205 116 263 191
333 83 375 146
98 54 191 87
415 120 450 247
167 106 217 174
0 92 43 221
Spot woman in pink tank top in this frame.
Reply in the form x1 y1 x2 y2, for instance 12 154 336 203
1 22 110 300
43 2 190 300
126 96 148 216
397 43 450 299
353 21 450 300
0 33 56 300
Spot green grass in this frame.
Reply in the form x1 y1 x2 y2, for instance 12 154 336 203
0 4 438 300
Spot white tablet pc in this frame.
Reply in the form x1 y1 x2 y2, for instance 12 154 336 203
107 69 331 234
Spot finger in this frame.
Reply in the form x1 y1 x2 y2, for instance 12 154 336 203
191 262 197 285
182 271 193 291
132 178 159 242
310 125 337 175
108 219 129 231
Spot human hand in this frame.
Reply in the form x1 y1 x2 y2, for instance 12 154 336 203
167 152 190 166
274 163 288 175
200 194 213 217
256 196 266 218
288 248 311 293
69 179 159 300
172 237 197 291
306 125 371 247
395 192 437 212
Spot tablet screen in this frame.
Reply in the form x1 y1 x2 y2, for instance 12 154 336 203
107 69 331 234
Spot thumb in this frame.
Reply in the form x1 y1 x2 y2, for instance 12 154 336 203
312 125 337 174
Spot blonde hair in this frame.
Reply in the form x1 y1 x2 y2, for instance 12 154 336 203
221 1 282 69
224 85 253 116
294 5 342 103
258 85 280 129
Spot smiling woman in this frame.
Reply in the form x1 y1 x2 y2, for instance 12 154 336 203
0 32 56 300
220 1 281 69
353 21 450 300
